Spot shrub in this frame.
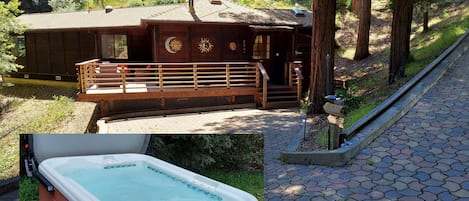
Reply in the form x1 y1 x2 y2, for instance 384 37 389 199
336 84 364 113
150 135 263 172
127 0 143 7
147 0 183 6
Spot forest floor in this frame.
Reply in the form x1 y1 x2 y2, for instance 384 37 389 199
299 0 469 151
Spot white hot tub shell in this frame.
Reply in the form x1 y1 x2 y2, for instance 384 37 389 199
32 135 258 201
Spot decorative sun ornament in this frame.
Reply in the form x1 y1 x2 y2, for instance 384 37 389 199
229 42 237 51
165 37 183 54
198 37 214 53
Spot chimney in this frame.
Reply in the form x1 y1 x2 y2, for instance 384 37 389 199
188 0 195 14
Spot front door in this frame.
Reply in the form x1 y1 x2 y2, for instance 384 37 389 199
253 31 291 85
270 32 290 85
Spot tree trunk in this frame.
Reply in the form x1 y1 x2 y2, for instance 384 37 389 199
310 0 336 113
423 10 429 32
350 0 362 14
351 0 359 13
353 0 371 60
389 0 414 85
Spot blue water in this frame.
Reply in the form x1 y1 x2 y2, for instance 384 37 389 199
61 163 222 201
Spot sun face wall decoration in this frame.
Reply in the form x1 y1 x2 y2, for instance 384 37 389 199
198 37 214 54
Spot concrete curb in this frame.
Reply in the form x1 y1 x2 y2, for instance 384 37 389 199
281 29 469 166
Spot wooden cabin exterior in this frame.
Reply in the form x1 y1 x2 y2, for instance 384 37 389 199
15 0 312 112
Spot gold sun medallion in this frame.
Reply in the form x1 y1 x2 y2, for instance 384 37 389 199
198 37 214 53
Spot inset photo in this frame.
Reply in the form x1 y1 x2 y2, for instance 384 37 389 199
19 134 263 201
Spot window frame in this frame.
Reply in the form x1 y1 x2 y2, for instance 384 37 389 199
100 33 128 60
252 34 270 60
14 35 26 57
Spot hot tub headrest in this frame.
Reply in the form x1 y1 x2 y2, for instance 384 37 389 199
32 134 151 163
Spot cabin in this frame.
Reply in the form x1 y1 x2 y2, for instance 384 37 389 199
15 0 312 113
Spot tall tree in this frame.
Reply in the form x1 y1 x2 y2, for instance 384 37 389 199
310 0 337 113
351 0 359 13
389 0 414 84
415 0 436 32
0 0 25 78
353 0 371 60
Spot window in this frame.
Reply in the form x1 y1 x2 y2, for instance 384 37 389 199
14 36 25 57
252 35 270 60
101 34 128 59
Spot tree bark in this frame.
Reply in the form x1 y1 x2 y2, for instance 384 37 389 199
351 0 359 13
389 0 414 85
423 10 429 32
310 0 336 113
353 0 371 60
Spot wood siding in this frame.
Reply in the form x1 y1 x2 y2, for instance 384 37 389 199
153 24 251 62
20 31 96 77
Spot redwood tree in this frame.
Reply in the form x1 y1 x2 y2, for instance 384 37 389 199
310 0 337 113
353 0 371 60
351 0 359 13
389 0 414 84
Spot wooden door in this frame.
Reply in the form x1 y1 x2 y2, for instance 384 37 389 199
270 32 291 85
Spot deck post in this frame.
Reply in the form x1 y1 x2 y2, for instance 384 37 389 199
263 78 268 108
193 64 198 90
120 65 127 93
289 62 293 87
226 64 230 89
99 100 107 116
161 98 166 109
297 75 302 101
255 65 260 88
78 64 86 93
158 64 163 91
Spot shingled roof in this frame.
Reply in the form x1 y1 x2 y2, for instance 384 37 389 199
17 0 311 31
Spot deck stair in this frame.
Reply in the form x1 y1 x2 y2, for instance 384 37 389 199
259 85 299 109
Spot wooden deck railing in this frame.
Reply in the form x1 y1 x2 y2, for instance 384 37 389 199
289 62 304 101
256 62 270 107
77 60 261 94
76 59 301 109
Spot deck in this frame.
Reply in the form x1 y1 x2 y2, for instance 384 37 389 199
76 59 303 113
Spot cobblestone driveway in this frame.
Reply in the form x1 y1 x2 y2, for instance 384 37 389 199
264 47 469 200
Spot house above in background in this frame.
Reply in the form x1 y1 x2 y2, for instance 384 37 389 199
15 0 313 111
15 0 312 82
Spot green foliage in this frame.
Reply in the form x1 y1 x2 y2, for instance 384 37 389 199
19 177 39 201
337 0 352 10
344 103 378 129
49 0 89 11
411 18 469 61
49 0 77 12
146 0 183 6
203 170 264 201
335 84 364 113
0 0 25 75
127 0 143 7
151 135 263 172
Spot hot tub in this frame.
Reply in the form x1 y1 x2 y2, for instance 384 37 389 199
29 135 258 201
